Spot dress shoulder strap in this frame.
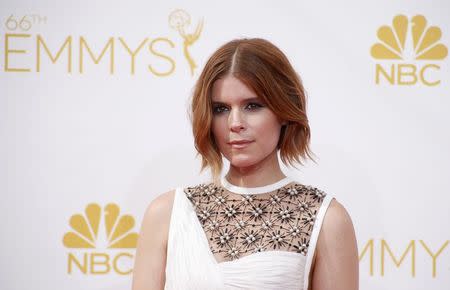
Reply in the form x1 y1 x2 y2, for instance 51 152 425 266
164 187 223 290
303 192 335 290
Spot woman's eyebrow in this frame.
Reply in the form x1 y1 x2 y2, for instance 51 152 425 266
211 96 263 104
242 97 262 102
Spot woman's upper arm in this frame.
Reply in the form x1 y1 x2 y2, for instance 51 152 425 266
132 190 175 290
311 199 359 290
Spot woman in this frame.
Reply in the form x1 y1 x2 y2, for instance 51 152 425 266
132 38 359 290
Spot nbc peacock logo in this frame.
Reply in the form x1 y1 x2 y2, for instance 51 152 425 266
63 203 138 275
371 14 448 86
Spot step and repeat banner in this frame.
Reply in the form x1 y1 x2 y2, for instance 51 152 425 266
1 0 449 289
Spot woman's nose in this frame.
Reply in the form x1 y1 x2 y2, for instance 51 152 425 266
229 108 245 132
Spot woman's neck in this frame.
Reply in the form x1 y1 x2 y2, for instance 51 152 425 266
225 150 286 187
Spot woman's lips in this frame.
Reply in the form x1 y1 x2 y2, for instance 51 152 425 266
228 140 254 149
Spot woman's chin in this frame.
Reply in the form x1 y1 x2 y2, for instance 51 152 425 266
227 157 258 169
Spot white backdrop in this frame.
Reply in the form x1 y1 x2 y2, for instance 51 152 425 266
1 0 449 289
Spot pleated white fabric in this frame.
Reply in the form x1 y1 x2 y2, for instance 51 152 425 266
164 182 334 290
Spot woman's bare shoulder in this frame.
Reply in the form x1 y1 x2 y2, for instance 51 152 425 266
324 198 352 227
142 189 176 225
147 189 176 211
322 199 355 237
311 198 359 289
317 198 357 253
133 189 177 290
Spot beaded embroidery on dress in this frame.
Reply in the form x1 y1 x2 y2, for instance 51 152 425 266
164 176 334 290
184 179 327 263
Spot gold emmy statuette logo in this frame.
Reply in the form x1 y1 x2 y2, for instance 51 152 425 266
371 15 448 86
63 203 138 275
169 9 203 76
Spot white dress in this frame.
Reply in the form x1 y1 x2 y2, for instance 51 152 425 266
164 176 334 290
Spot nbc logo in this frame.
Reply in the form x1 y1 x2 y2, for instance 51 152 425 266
63 203 138 275
371 15 448 86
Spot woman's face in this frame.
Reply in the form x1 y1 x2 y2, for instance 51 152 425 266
211 75 284 169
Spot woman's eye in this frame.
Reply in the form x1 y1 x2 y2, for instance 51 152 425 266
213 105 228 114
213 103 263 114
246 103 263 110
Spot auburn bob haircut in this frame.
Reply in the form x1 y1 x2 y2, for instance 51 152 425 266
190 38 313 179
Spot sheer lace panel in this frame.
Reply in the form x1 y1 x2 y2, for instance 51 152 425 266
184 182 327 263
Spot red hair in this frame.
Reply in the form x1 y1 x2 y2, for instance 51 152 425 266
190 38 313 179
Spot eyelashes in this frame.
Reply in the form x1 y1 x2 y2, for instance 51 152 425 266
212 102 264 114
212 105 227 114
246 103 263 110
